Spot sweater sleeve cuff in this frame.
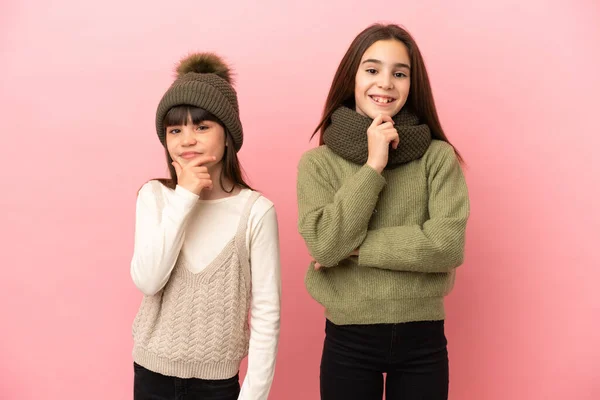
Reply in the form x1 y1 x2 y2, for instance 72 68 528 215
174 185 199 204
358 229 384 267
160 185 198 221
344 164 386 200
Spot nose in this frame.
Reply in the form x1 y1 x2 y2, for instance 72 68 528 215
181 127 197 146
377 74 393 90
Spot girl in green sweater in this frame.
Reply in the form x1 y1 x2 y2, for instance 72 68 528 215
296 24 470 400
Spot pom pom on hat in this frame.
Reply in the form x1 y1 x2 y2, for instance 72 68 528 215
176 53 233 84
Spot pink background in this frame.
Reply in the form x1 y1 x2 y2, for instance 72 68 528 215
2 0 599 399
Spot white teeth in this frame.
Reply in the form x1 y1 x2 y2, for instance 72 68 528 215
372 96 394 104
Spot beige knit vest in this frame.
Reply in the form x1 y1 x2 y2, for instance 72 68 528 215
132 190 261 379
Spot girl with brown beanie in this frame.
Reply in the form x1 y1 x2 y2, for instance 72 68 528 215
130 53 281 400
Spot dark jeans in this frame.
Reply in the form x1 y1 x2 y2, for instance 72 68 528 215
320 319 449 400
133 363 240 400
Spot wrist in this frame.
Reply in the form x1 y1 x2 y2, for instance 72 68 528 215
366 159 384 174
178 182 201 196
174 184 200 202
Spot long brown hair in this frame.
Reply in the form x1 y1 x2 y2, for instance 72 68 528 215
313 23 463 162
156 105 253 191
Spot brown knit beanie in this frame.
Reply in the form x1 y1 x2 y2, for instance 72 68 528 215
155 53 243 151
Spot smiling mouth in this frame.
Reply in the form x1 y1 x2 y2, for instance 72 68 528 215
369 95 396 104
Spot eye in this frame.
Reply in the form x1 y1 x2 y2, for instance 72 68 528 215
168 128 181 134
394 72 408 78
195 124 209 131
366 68 377 74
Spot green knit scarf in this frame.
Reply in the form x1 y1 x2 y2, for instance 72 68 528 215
322 106 432 169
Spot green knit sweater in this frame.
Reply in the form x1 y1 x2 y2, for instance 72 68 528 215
297 140 470 325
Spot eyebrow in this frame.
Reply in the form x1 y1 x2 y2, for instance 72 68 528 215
362 59 411 69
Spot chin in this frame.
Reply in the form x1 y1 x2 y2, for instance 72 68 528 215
366 109 393 119
359 104 398 119
359 108 378 119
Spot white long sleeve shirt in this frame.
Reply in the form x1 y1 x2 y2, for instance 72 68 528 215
131 180 281 399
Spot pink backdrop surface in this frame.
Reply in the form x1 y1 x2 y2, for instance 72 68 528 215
1 0 599 399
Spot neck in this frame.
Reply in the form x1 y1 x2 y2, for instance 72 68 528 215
199 163 241 200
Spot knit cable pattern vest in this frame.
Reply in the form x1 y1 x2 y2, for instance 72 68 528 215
132 188 261 379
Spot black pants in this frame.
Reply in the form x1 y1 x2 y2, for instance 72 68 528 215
133 363 240 400
320 319 449 400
